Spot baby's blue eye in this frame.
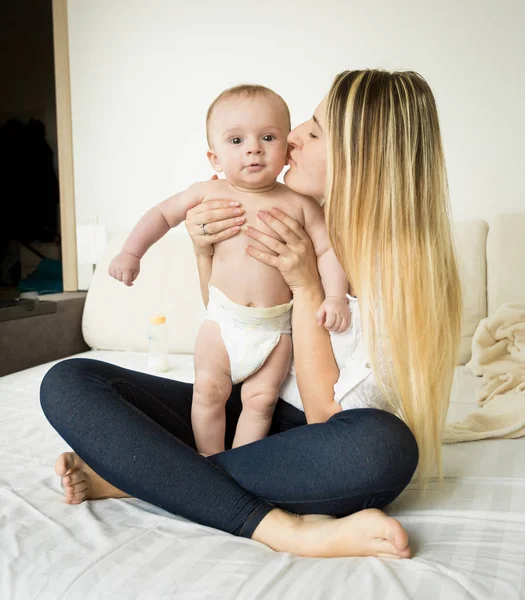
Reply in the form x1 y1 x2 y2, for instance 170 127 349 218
230 137 242 145
262 135 275 142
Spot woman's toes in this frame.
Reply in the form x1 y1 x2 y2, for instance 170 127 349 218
64 470 85 485
55 451 130 503
55 452 76 477
62 469 89 503
374 539 403 557
71 480 88 494
65 482 88 504
64 477 88 494
67 492 87 504
385 517 410 554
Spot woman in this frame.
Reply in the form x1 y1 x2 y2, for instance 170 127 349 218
40 70 462 559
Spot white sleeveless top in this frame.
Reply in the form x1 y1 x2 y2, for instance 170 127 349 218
279 296 394 413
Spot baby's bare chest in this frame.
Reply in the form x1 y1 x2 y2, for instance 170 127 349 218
205 188 306 256
239 195 304 229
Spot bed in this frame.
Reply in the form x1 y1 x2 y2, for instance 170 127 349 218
2 213 525 599
1 352 524 599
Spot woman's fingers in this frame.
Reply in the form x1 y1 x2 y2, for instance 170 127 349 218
245 245 279 267
190 200 241 217
204 225 242 245
189 207 244 228
245 226 286 255
255 211 295 244
185 201 244 250
200 216 245 235
244 207 320 294
258 207 309 242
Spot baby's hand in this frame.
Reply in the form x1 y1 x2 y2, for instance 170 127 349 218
108 251 140 287
316 296 351 333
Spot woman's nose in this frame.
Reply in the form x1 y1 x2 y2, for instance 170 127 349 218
287 125 302 149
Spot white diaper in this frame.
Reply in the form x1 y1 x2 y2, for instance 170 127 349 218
206 285 293 384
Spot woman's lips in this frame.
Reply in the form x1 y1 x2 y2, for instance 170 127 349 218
287 154 296 166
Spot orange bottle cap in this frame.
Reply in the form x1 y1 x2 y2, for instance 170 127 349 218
150 315 166 325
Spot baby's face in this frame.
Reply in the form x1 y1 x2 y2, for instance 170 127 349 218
207 94 290 190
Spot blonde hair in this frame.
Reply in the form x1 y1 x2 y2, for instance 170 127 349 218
325 70 462 487
206 84 291 146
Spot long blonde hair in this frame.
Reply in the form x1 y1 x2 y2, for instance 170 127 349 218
325 70 462 486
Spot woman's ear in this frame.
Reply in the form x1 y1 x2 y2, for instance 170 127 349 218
207 149 223 173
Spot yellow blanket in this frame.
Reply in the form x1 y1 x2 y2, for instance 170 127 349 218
444 303 525 443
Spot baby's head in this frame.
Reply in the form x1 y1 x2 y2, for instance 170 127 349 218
206 85 291 191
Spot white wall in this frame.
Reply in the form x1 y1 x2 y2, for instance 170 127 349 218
68 0 525 273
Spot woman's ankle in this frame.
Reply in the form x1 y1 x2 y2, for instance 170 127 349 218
251 508 305 554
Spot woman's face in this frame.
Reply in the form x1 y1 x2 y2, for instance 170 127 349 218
284 97 327 202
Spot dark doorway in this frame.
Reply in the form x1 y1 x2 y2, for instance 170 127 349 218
0 0 61 301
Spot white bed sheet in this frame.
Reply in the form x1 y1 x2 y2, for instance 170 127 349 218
1 351 524 600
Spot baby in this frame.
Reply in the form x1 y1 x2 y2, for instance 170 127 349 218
109 85 350 455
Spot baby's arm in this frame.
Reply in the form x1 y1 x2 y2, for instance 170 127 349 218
108 183 206 286
302 199 350 332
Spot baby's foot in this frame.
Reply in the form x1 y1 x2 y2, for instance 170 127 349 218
54 452 130 504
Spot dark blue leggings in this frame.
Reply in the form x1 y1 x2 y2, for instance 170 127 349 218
40 358 418 538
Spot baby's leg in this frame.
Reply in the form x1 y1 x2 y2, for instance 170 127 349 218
232 334 292 448
193 320 232 455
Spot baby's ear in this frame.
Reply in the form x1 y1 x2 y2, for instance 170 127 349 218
206 149 223 173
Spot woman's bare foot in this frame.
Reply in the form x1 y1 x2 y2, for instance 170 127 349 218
54 452 130 504
252 508 411 559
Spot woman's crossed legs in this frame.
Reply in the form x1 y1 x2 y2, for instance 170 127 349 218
40 358 418 558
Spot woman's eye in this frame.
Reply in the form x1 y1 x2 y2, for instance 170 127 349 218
230 137 242 145
308 132 317 139
262 135 275 142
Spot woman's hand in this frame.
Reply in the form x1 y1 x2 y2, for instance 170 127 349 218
185 177 245 256
245 207 321 295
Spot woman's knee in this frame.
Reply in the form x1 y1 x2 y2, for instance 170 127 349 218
331 408 419 487
374 410 419 486
40 358 101 418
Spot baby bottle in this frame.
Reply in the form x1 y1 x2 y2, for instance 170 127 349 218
148 315 169 372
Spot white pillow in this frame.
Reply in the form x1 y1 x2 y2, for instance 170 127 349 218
487 212 525 316
453 219 488 365
82 228 205 354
